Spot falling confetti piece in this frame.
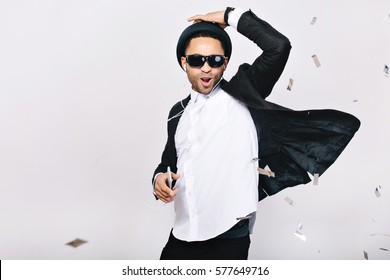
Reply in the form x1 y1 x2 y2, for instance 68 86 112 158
313 173 319 186
312 55 321 68
294 222 307 242
364 251 368 260
236 214 252 220
287 78 294 91
285 196 294 205
258 165 275 177
384 64 389 77
294 231 307 242
310 17 317 25
353 99 358 102
264 165 274 173
370 233 390 238
66 238 87 248
375 187 381 198
379 248 389 251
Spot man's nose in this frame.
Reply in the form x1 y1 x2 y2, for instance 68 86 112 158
201 62 212 72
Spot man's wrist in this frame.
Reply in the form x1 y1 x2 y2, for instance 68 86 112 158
226 8 244 29
224 7 235 25
153 172 163 192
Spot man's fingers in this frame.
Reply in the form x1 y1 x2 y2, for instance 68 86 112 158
156 186 177 203
161 184 173 196
156 188 176 203
160 188 178 203
187 15 204 22
154 171 180 202
187 11 225 26
155 181 177 202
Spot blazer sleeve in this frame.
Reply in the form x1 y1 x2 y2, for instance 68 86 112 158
152 96 190 192
152 106 178 184
223 10 291 105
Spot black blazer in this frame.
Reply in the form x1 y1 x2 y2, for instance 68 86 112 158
153 10 360 201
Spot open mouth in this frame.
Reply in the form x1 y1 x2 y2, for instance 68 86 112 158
200 77 212 87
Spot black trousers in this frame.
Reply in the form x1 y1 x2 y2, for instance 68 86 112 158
160 230 251 260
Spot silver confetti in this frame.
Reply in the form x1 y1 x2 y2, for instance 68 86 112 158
384 64 389 77
370 233 390 238
312 55 321 68
294 231 307 242
237 214 252 220
287 78 294 91
66 238 87 248
294 222 307 242
313 173 319 186
310 17 317 25
285 196 294 205
375 187 381 198
257 165 275 177
364 250 368 260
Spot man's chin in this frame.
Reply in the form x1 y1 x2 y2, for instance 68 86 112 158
193 87 212 95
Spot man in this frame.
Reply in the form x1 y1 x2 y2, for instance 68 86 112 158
153 8 360 260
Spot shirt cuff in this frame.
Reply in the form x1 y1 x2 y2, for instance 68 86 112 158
153 172 163 194
227 8 245 30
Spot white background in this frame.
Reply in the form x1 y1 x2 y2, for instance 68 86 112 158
0 0 389 260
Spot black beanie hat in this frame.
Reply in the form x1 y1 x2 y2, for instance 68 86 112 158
176 22 232 68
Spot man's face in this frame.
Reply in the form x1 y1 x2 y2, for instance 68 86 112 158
181 37 228 95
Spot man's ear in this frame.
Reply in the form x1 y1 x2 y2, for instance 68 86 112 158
223 57 229 70
181 57 187 72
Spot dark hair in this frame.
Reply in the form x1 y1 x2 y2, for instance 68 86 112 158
184 32 226 55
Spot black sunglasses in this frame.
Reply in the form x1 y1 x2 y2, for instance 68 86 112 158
185 55 225 68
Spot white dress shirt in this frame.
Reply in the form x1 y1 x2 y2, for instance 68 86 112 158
173 79 259 241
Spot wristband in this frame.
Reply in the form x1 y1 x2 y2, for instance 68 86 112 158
224 7 235 25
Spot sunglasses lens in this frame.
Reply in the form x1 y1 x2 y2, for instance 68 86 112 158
186 55 225 68
208 55 224 68
186 55 205 67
